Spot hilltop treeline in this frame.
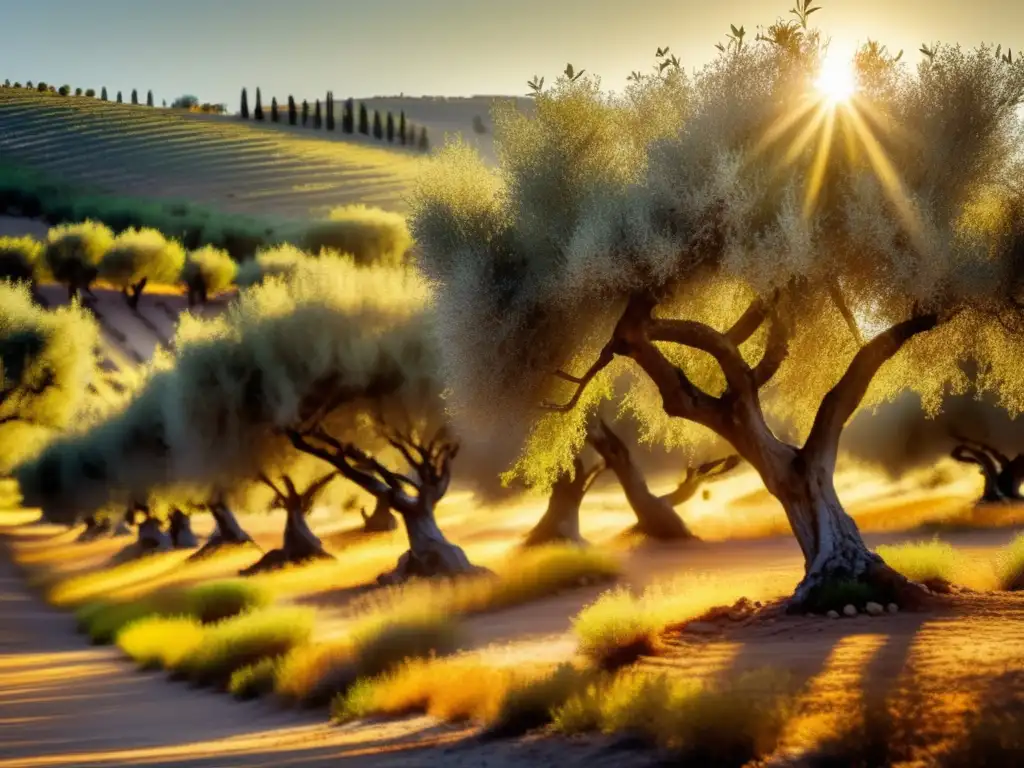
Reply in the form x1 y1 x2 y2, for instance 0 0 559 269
239 87 429 152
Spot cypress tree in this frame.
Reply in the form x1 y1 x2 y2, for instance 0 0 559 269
131 89 138 104
372 110 383 140
301 99 309 126
343 97 354 133
386 112 395 143
254 88 264 120
326 91 335 130
240 88 249 118
117 91 123 103
146 90 153 107
417 126 429 152
398 111 407 145
288 96 297 126
314 99 322 129
358 103 369 135
271 96 279 122
101 86 107 101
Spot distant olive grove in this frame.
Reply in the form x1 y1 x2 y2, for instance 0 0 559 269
237 86 429 152
0 204 413 309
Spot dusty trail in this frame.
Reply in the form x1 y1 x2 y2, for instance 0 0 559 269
0 551 652 768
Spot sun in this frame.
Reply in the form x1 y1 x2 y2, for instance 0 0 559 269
815 52 857 104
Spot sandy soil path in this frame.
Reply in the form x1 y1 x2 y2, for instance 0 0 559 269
0 548 656 768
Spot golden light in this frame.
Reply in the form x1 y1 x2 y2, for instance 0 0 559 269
815 51 857 104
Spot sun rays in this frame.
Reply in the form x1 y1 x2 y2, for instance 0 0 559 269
815 51 858 104
751 44 924 248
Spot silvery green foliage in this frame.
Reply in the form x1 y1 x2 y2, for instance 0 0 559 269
411 32 1024 487
0 282 101 473
17 256 445 519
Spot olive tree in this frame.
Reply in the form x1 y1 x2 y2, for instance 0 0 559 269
0 282 101 475
410 11 1024 610
233 244 309 289
99 228 186 309
17 258 479 582
181 245 237 306
43 221 113 301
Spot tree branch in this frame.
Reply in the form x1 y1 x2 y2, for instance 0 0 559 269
542 342 616 412
752 304 791 388
726 296 770 346
648 318 754 395
804 313 940 466
828 280 864 346
287 429 399 501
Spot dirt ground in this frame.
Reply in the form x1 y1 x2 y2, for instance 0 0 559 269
2 511 1022 767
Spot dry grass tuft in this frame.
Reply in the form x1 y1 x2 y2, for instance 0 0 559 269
332 658 519 725
174 606 315 688
74 578 273 644
875 538 997 591
117 616 206 670
348 544 621 625
228 657 281 701
995 533 1024 590
273 614 464 707
551 667 795 766
572 577 743 669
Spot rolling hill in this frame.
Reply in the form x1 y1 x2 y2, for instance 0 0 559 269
0 90 425 218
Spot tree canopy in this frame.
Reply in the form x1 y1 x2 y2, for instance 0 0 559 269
16 256 442 519
0 282 101 473
413 30 1024 489
409 6 1024 607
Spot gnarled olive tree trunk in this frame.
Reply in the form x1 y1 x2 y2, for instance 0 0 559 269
77 515 112 542
524 455 604 547
168 508 198 549
187 499 258 561
288 426 488 585
241 473 336 575
123 277 148 311
360 497 398 532
587 419 696 540
553 290 938 612
951 438 1024 503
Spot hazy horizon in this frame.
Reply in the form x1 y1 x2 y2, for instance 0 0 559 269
1 0 1022 108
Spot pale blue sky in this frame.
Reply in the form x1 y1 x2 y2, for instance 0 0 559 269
0 1 1021 106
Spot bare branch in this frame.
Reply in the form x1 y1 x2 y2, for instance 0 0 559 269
725 296 770 346
287 429 400 501
828 279 864 346
648 318 753 395
752 304 791 387
256 472 284 500
805 313 940 466
541 342 616 412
